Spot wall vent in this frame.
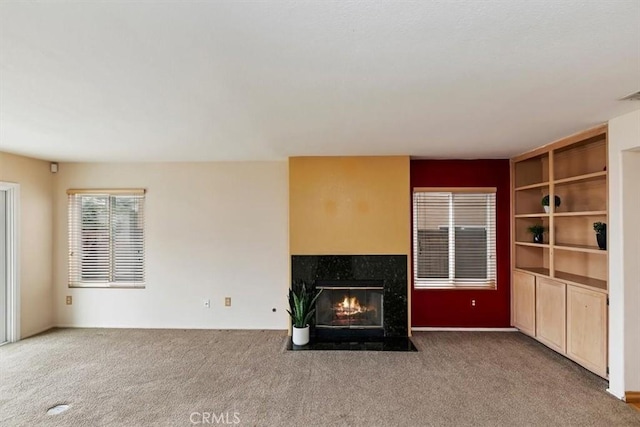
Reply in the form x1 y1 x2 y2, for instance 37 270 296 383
620 91 640 101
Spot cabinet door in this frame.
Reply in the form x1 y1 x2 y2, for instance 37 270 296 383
567 285 608 377
536 278 566 353
513 271 535 336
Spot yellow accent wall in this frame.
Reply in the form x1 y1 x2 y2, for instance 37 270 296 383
289 156 410 255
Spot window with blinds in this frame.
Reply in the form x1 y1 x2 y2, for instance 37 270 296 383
413 189 496 289
68 189 145 287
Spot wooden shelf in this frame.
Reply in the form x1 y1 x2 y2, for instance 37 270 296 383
554 171 607 185
515 213 550 218
554 271 607 293
554 243 607 254
515 182 550 191
516 242 606 254
515 242 550 248
514 267 607 293
553 210 607 217
515 267 550 277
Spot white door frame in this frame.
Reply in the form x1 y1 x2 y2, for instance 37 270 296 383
0 182 20 343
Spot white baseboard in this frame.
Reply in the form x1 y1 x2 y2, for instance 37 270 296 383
606 388 625 400
54 324 288 331
412 327 518 332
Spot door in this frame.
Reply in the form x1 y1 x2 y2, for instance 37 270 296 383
536 278 566 353
0 190 6 344
512 270 535 336
566 285 608 377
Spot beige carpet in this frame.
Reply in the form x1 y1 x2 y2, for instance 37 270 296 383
1 329 639 426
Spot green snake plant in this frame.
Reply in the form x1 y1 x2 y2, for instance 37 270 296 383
287 282 322 328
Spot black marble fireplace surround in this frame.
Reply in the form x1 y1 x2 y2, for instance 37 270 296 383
291 255 409 342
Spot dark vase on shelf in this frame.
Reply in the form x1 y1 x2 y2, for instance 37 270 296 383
533 233 544 244
596 232 606 250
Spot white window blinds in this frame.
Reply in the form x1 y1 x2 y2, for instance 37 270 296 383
413 189 496 289
68 190 145 287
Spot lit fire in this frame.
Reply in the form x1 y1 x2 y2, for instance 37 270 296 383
336 296 364 316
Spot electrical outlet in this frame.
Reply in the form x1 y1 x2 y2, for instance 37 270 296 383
225 297 231 307
66 296 72 305
204 299 210 308
471 299 476 307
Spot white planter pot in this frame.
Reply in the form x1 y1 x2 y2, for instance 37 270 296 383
543 205 550 214
292 325 310 346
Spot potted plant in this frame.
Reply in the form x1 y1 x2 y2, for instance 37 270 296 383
593 222 606 250
287 281 322 346
541 195 561 213
527 224 545 244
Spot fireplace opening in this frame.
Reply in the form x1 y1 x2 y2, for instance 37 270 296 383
315 280 383 334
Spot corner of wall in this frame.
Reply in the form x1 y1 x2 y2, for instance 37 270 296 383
607 108 640 397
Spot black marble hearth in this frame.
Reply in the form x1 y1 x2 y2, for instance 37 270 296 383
285 336 417 352
291 255 409 341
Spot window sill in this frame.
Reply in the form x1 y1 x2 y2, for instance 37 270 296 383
68 284 146 289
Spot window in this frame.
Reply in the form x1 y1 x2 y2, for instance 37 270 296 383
68 189 145 287
413 188 496 289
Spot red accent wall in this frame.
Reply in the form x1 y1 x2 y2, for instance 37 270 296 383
411 160 511 327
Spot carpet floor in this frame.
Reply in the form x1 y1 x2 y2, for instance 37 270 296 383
1 328 639 426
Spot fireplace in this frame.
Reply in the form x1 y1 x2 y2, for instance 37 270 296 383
291 255 408 339
315 280 384 334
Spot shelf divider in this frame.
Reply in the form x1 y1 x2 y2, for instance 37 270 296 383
553 210 607 217
515 213 550 218
515 182 550 191
554 171 607 186
554 270 607 292
554 243 607 254
514 267 550 277
515 242 550 249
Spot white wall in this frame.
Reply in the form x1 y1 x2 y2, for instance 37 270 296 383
621 150 640 392
608 109 640 397
53 162 289 330
0 152 54 338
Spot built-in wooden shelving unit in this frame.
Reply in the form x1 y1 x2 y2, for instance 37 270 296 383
511 124 608 378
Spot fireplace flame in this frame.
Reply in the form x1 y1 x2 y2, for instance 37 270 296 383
336 296 364 316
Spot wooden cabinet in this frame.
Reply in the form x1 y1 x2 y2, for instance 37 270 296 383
536 278 566 353
513 270 535 336
511 125 608 378
567 285 608 377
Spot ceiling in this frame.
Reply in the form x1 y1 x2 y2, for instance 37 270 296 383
1 1 639 162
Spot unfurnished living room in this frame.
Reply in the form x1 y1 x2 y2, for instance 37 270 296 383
1 1 640 426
